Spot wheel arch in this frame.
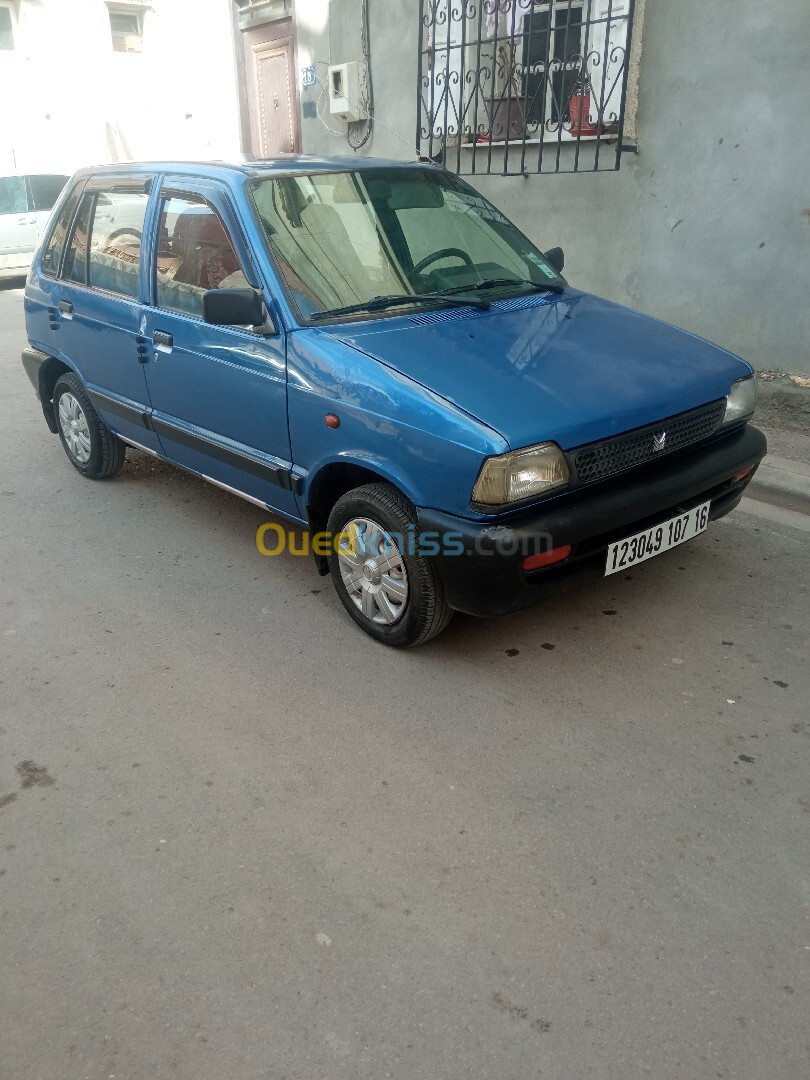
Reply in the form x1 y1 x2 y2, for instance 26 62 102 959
38 355 75 433
305 459 417 575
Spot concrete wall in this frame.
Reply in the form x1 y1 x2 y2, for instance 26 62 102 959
295 0 810 377
0 0 241 174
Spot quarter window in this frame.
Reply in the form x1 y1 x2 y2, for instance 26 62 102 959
41 183 83 277
155 197 248 319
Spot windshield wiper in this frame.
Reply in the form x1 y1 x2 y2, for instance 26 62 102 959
440 277 565 297
309 291 491 321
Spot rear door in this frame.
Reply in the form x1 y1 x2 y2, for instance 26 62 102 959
140 178 297 517
50 176 162 451
0 175 37 272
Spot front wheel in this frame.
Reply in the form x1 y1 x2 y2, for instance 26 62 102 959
53 372 126 479
326 483 453 647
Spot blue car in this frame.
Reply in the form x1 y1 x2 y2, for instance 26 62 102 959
22 158 765 646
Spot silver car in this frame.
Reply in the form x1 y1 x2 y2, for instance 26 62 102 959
0 173 69 281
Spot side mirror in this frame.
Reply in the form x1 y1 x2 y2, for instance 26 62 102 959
203 288 265 327
543 247 565 274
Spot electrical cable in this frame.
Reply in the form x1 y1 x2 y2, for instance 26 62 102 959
311 70 421 159
311 0 423 160
347 0 373 151
315 68 346 137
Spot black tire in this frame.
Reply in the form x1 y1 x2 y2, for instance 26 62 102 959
326 482 453 647
53 372 126 479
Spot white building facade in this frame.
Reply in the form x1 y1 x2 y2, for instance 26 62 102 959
0 0 242 174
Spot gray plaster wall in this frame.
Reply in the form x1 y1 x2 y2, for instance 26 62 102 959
296 0 810 376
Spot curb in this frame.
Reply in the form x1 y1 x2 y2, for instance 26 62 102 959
747 455 810 516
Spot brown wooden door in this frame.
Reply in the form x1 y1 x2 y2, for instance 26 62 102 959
247 34 296 157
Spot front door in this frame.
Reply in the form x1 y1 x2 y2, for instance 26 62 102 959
254 41 296 155
241 20 298 157
141 180 298 518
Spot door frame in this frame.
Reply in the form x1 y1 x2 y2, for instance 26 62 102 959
232 9 301 157
140 174 300 518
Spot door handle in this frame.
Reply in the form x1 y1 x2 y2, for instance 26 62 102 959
58 300 73 319
153 330 173 351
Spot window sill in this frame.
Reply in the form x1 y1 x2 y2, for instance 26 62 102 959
462 132 617 149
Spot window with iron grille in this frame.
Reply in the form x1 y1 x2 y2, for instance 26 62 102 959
417 0 637 176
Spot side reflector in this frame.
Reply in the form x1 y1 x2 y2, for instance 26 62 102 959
522 545 572 572
732 466 753 483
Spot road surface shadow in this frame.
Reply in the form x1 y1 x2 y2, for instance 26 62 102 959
0 276 26 291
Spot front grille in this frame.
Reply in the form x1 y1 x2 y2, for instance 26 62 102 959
571 400 727 485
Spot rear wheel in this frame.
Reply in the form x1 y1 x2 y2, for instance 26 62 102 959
53 372 126 479
326 483 453 647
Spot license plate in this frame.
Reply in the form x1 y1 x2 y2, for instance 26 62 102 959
605 501 710 576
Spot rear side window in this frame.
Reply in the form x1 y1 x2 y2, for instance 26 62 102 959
87 190 149 299
0 175 27 215
61 188 149 298
28 174 69 212
41 183 83 277
155 196 248 318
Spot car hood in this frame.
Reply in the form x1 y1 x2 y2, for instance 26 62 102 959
324 290 752 450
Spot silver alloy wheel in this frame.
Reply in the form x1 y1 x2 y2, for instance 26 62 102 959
337 517 409 625
58 392 92 465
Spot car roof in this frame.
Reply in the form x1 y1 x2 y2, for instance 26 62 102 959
69 156 438 184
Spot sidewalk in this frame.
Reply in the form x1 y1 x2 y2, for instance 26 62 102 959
747 431 810 516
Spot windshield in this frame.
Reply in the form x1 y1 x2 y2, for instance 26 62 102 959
248 168 564 321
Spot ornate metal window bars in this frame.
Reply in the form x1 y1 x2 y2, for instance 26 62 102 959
417 0 637 175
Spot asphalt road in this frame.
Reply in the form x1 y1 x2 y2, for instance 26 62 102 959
1 280 808 1080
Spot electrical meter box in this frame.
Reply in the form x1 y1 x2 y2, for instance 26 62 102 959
327 62 367 123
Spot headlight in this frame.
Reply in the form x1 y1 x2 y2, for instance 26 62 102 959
722 376 757 426
472 442 569 506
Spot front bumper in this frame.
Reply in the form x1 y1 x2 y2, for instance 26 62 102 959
417 424 766 617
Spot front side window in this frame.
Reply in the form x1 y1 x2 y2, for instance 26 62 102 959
249 168 563 320
29 174 70 212
155 196 248 318
0 6 14 50
0 175 27 215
